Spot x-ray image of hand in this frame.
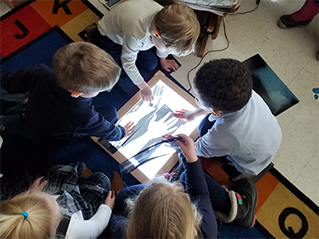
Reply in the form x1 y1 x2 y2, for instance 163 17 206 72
120 105 183 158
138 112 183 154
111 101 155 148
147 112 179 135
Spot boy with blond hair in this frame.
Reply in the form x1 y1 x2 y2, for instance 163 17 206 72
1 42 135 146
91 0 200 102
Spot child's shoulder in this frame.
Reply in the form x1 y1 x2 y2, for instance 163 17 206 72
26 64 53 77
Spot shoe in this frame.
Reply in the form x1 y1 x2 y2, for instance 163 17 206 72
277 15 312 29
163 153 185 181
162 172 179 181
233 178 258 228
176 152 186 175
86 24 98 43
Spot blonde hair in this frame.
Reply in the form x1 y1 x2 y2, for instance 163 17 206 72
52 42 121 93
126 177 202 239
0 192 60 239
153 2 200 56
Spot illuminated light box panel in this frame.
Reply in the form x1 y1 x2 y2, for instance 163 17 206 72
92 70 204 183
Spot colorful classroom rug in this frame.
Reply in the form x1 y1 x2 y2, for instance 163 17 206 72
1 0 318 238
201 158 319 238
0 0 102 70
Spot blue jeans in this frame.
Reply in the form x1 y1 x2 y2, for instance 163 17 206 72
180 171 231 215
198 113 215 137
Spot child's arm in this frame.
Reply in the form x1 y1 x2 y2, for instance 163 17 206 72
65 191 115 239
121 40 155 102
78 111 127 141
173 134 219 238
1 65 50 93
65 205 112 239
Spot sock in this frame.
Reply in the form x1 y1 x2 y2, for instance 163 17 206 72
291 0 319 22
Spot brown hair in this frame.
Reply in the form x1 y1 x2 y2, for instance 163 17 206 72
0 192 60 239
126 177 202 238
52 42 121 93
153 2 200 56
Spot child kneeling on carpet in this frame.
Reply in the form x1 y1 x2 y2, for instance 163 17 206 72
0 42 135 147
89 0 200 102
0 162 115 239
174 59 282 176
108 134 258 238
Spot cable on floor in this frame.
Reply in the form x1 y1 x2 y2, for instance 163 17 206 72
230 0 260 15
185 0 260 92
186 18 230 92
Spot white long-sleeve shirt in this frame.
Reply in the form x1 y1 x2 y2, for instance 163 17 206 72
195 91 282 175
65 204 112 239
97 0 168 85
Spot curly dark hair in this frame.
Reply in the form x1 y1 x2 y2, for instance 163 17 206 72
194 59 253 112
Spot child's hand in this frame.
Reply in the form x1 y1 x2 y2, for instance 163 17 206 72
173 109 196 122
29 176 48 193
141 85 154 102
123 121 135 137
174 108 207 124
104 190 116 209
160 58 179 72
163 134 198 163
138 81 154 102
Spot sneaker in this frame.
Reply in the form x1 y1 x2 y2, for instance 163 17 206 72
162 172 179 181
85 24 98 43
277 15 312 29
233 178 258 228
162 153 185 181
176 152 186 174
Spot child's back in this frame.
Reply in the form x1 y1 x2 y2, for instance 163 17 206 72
175 59 282 175
95 0 200 102
195 90 282 175
1 42 126 145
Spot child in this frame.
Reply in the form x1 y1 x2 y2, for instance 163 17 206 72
92 0 200 102
0 42 135 146
174 59 282 176
108 134 258 238
0 162 115 239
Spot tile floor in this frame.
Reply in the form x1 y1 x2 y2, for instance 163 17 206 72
1 0 318 205
174 0 319 206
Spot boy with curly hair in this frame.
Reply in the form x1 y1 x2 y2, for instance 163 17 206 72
174 59 282 176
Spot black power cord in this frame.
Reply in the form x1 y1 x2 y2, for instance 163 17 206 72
185 0 261 92
186 18 230 92
230 0 260 15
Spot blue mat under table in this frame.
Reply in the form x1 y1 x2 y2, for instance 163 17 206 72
243 54 299 116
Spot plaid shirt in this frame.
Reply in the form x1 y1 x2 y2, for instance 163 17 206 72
45 162 111 238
